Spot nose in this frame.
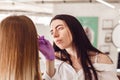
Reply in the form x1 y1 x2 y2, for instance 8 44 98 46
53 30 59 38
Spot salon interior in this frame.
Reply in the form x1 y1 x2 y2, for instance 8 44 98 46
0 0 120 79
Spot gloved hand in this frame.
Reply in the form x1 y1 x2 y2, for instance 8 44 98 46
38 36 55 60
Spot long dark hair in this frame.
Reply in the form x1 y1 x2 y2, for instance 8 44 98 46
51 14 101 80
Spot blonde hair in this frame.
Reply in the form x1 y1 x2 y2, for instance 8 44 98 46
0 15 42 80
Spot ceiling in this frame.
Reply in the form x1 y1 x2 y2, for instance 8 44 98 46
0 0 120 16
1 0 119 3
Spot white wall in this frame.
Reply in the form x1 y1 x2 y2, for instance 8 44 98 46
51 3 120 67
35 24 53 73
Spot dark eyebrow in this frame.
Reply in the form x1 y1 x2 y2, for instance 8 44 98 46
55 24 63 29
50 24 63 33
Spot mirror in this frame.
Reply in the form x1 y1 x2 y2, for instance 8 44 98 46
112 24 120 48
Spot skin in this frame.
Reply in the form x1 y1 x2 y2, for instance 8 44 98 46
50 19 73 50
50 19 82 72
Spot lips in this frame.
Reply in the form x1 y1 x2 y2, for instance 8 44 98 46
55 39 62 44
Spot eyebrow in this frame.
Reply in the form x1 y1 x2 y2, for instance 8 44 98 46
50 24 63 33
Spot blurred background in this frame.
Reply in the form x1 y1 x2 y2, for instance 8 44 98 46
0 0 120 77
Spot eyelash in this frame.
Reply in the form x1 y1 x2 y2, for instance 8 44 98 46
50 26 64 35
57 27 63 30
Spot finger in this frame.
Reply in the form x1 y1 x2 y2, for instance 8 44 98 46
39 39 46 44
38 35 44 40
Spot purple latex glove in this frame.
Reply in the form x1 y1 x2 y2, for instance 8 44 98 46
38 36 55 60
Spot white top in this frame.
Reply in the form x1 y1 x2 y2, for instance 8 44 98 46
43 59 119 80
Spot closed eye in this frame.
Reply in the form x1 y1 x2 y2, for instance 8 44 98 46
56 26 64 31
50 24 64 35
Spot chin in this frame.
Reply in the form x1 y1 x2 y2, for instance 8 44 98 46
59 47 65 50
57 45 66 50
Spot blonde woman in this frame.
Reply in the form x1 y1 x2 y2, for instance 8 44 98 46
0 15 42 80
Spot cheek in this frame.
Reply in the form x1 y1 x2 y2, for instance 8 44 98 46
62 30 73 48
66 30 72 42
66 35 72 46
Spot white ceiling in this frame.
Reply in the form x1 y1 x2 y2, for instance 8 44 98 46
2 0 119 3
0 0 120 16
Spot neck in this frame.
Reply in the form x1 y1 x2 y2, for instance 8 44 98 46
66 45 77 59
65 45 82 72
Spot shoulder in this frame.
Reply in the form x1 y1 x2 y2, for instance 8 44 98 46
90 53 116 72
89 51 113 64
97 53 113 64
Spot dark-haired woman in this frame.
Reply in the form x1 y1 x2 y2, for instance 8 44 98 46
39 14 118 80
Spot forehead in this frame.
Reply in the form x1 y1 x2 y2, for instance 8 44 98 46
50 19 67 28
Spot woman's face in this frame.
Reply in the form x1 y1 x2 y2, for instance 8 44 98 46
50 19 72 49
